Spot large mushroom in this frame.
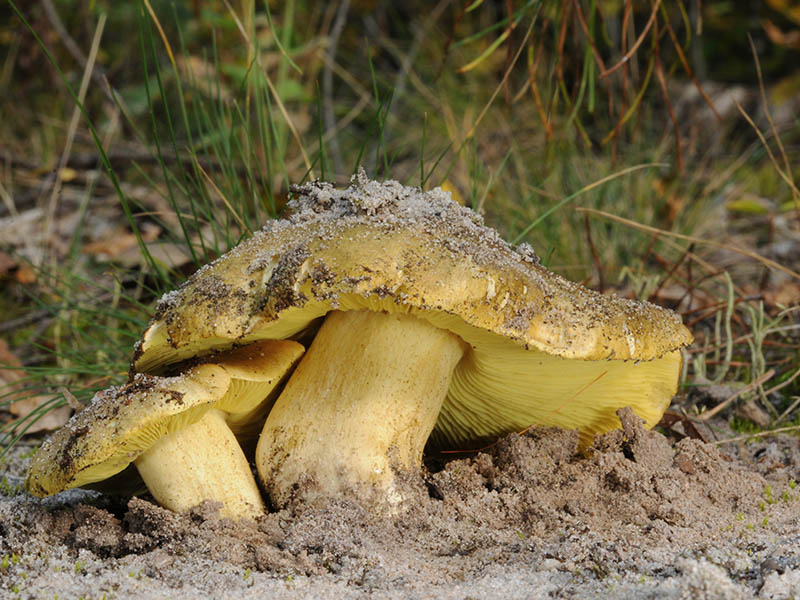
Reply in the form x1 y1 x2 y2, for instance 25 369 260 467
128 170 692 507
28 340 303 519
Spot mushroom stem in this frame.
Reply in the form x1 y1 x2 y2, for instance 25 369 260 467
134 408 265 519
256 309 465 507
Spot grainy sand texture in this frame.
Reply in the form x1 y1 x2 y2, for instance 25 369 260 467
1 410 798 599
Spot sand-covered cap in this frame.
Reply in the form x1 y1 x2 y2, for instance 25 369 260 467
27 364 231 496
134 173 690 369
29 339 304 519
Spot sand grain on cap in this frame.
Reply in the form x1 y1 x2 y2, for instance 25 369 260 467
135 169 690 374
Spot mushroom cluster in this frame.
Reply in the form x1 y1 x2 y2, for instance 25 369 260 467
28 170 693 517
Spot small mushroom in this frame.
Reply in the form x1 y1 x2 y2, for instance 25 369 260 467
131 170 693 508
28 340 303 519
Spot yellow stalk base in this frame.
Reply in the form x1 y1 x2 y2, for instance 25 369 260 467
135 408 265 520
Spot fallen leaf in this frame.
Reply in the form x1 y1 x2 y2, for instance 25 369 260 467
736 399 771 429
726 193 772 215
763 281 800 308
440 180 465 206
767 0 800 26
0 338 72 433
177 55 232 101
0 338 25 393
113 240 192 271
82 232 140 259
0 251 17 277
0 208 42 247
657 410 709 443
82 222 161 259
14 263 37 284
8 396 72 434
763 19 800 49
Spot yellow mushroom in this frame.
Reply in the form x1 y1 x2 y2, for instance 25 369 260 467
127 170 692 507
27 340 303 519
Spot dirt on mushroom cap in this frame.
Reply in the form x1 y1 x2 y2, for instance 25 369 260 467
133 169 691 374
26 366 231 496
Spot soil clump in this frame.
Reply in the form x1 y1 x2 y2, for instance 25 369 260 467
1 409 798 599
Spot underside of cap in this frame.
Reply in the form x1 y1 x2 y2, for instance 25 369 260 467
433 340 683 449
205 339 305 446
135 291 685 449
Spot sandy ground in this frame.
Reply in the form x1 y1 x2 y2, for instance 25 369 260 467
1 409 799 599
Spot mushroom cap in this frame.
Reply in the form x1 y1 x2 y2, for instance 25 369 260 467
134 173 691 371
27 365 230 496
131 171 693 446
27 339 304 497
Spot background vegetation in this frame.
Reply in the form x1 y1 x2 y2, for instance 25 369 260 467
1 0 799 453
